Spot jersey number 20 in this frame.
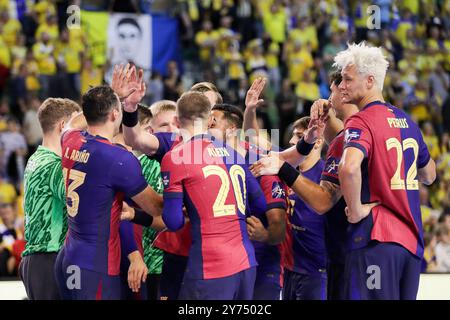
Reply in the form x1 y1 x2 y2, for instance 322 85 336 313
202 165 246 217
63 168 86 217
386 137 419 190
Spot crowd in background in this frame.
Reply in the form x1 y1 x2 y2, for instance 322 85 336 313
1 0 450 277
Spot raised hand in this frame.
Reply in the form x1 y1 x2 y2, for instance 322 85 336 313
245 77 267 110
310 99 331 121
111 63 136 101
123 67 146 110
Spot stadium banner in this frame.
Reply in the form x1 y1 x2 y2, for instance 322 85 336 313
81 10 110 66
80 11 179 77
107 13 152 71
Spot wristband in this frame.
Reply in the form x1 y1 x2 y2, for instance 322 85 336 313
122 109 138 127
131 209 154 227
278 162 300 187
296 137 315 155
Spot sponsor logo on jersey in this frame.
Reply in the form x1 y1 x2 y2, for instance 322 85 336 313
325 157 339 175
271 182 286 199
345 128 362 144
161 171 170 188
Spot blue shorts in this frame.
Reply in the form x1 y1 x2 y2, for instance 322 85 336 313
178 267 256 300
159 252 188 300
55 247 121 300
253 270 282 300
344 241 421 300
282 269 327 300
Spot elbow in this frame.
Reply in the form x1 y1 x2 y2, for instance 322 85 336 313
420 171 436 186
162 213 183 231
419 160 437 186
315 203 332 215
339 162 359 181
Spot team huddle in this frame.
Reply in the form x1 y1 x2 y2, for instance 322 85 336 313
19 42 436 300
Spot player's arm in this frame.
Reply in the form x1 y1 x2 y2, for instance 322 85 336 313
243 77 272 150
418 159 436 185
247 208 285 245
119 220 148 293
291 177 341 214
339 147 364 223
121 202 166 231
245 166 268 217
416 132 436 185
160 155 186 231
131 186 163 218
112 152 163 219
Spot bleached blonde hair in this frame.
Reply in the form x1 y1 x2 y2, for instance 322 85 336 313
149 100 177 118
333 42 389 91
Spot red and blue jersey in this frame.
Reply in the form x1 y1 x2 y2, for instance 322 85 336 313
343 101 431 258
61 130 148 276
161 134 267 280
245 150 287 283
320 131 350 265
148 132 192 257
285 159 327 276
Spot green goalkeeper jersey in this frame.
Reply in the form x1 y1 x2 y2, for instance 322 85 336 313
139 154 164 274
22 146 67 256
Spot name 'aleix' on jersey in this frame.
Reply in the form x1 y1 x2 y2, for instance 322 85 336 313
63 147 90 164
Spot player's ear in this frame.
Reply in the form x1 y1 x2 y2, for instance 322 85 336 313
367 75 375 90
58 119 66 134
174 116 181 128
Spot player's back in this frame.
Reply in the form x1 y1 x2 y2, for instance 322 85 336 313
344 101 431 257
61 130 147 275
162 134 258 280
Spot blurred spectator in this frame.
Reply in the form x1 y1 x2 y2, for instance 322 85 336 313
0 203 23 277
80 57 104 95
163 60 183 101
0 117 27 188
435 224 450 272
422 121 441 160
276 79 297 139
0 175 17 206
23 96 43 158
260 1 287 44
423 230 438 272
195 20 218 67
32 32 56 99
147 71 164 105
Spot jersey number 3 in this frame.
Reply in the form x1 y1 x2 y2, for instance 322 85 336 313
63 168 86 217
386 137 419 190
202 165 246 217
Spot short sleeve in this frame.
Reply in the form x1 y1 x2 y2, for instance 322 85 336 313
416 130 431 169
258 175 287 210
49 160 66 203
150 132 178 163
344 115 372 158
110 151 148 198
160 151 187 199
321 145 341 186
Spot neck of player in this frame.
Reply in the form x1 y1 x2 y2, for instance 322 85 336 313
88 124 115 142
358 91 385 110
180 122 209 142
42 132 63 157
